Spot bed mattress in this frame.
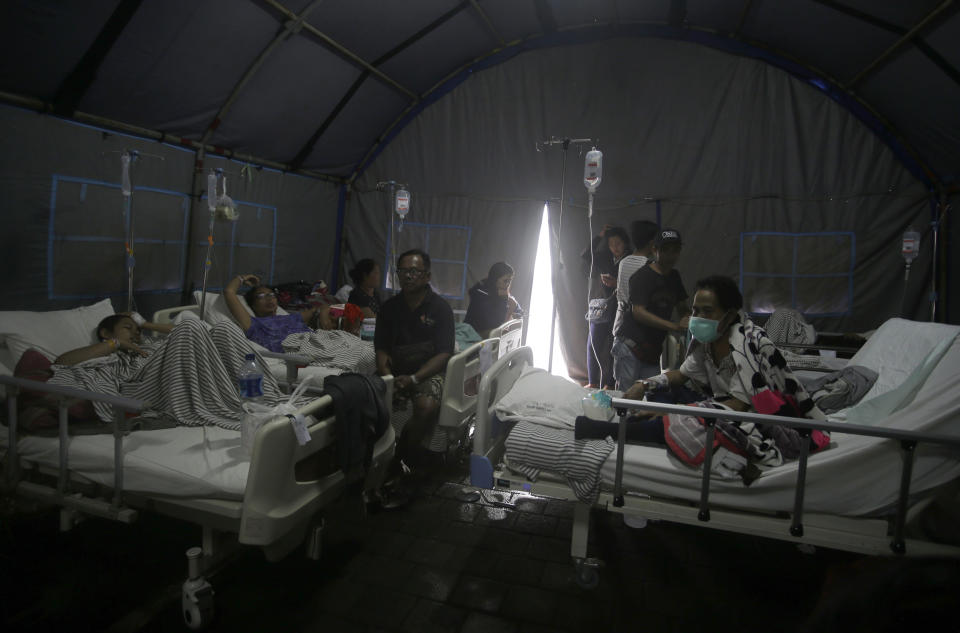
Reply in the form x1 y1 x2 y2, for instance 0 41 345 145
500 318 960 517
1 425 249 499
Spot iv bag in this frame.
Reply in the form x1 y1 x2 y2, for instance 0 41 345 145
207 171 218 212
902 227 920 264
584 148 602 193
215 175 239 221
395 189 410 218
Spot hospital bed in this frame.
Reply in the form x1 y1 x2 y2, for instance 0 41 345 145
159 293 347 388
0 299 395 627
469 318 960 587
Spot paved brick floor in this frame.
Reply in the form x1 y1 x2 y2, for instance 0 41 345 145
2 460 958 633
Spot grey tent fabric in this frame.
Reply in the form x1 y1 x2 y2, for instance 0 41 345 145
0 106 340 315
352 37 932 378
0 1 957 381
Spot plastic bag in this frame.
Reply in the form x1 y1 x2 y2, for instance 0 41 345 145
240 377 319 456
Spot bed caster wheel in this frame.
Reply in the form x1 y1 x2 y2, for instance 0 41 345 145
182 546 215 630
574 558 602 590
182 579 214 630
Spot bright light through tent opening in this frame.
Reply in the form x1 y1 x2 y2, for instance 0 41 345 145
527 204 569 378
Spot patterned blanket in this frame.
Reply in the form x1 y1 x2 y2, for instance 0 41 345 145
280 330 376 374
49 319 285 430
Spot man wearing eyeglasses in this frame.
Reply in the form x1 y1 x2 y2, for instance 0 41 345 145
374 249 455 480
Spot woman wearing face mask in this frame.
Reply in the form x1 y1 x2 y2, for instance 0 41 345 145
621 275 823 443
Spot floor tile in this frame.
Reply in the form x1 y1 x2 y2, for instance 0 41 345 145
449 575 509 613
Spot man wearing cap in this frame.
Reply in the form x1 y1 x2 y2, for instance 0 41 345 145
611 228 691 390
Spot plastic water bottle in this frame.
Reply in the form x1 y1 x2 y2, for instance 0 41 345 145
238 353 265 456
237 353 264 402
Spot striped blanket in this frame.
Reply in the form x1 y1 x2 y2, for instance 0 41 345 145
280 330 376 374
505 421 615 504
48 319 284 430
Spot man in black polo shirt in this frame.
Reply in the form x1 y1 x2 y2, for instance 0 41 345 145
611 228 690 390
375 248 455 477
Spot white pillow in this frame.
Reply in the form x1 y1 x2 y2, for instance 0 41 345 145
192 290 288 327
0 298 115 363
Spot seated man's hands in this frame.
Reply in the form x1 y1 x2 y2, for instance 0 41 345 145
394 375 416 391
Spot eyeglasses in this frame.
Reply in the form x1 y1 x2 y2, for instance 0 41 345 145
255 292 277 300
397 268 426 278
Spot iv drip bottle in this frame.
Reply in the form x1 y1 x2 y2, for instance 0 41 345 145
584 148 603 193
902 227 920 265
395 189 410 219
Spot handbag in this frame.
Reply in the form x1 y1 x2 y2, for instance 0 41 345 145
585 296 614 323
663 401 749 467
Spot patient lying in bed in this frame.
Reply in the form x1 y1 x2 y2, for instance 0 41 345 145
49 314 287 431
220 273 375 374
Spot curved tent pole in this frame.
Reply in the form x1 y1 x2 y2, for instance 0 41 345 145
347 24 941 190
261 0 416 100
196 0 325 151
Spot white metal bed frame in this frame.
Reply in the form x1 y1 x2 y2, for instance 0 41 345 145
470 346 960 588
0 369 395 626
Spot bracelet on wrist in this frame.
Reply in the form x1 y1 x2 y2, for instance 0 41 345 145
409 374 419 385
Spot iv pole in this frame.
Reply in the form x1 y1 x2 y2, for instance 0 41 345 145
377 180 408 290
120 150 137 313
538 137 594 373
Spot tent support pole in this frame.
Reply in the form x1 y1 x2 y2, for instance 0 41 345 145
547 140 570 373
331 184 348 290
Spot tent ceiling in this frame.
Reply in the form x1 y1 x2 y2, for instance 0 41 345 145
1 0 959 188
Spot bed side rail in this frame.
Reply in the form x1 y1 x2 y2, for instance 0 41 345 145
608 397 960 554
438 338 497 429
259 350 313 387
470 346 534 486
151 304 199 326
239 375 395 545
1 375 145 523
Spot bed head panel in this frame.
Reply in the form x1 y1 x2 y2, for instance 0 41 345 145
473 345 534 458
492 318 523 360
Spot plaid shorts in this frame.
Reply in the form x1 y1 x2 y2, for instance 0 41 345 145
393 373 444 409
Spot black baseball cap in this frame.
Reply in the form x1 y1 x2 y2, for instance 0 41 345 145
654 228 682 247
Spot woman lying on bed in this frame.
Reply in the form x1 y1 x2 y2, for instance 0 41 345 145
619 275 827 461
223 273 375 373
50 313 286 430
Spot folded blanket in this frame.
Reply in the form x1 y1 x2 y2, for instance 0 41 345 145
505 421 615 504
804 365 879 413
